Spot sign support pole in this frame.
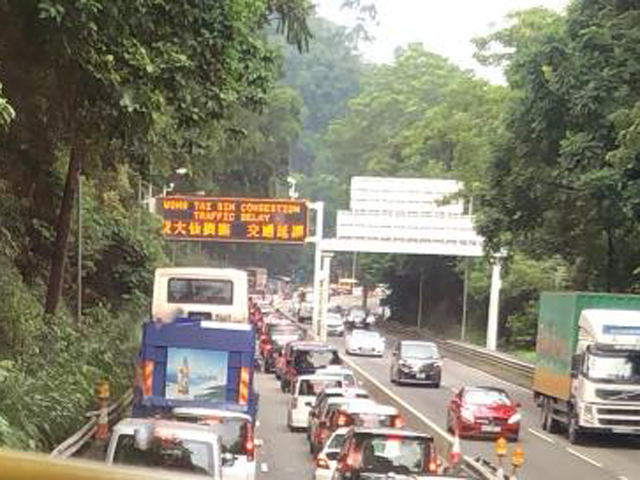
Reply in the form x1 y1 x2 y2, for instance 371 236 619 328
486 256 503 351
320 252 333 341
309 202 324 340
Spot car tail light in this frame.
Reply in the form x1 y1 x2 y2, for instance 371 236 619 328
238 367 249 405
391 415 404 428
316 454 330 469
426 443 438 473
246 422 255 461
337 412 350 426
141 360 154 396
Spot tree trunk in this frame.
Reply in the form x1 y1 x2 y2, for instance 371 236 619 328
44 141 82 317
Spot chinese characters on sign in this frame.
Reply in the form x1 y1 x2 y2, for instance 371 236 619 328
160 197 308 244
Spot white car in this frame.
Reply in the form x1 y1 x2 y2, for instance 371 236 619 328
172 407 257 480
313 365 359 388
345 329 385 356
325 313 345 336
287 375 344 431
106 418 223 479
313 427 348 480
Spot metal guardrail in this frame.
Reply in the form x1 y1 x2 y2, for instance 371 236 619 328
50 389 134 458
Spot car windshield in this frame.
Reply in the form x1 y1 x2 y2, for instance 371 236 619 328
351 413 395 428
298 378 342 396
327 432 346 451
464 390 511 406
400 343 438 359
269 325 300 336
189 417 249 456
293 349 341 370
355 435 428 475
168 278 233 305
350 310 366 319
113 434 212 476
586 352 640 382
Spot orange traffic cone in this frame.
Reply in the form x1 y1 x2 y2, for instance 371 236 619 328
449 432 462 466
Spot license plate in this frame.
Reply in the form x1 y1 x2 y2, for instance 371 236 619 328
417 373 426 379
481 425 501 433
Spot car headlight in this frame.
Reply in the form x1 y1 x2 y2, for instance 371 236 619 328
461 408 475 423
582 405 595 424
507 413 521 424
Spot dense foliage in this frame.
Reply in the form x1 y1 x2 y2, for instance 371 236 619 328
0 0 313 449
288 2 640 350
475 3 640 294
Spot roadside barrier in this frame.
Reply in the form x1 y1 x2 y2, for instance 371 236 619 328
50 388 133 458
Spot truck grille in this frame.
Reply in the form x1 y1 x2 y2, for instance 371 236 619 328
599 419 640 427
596 389 640 402
597 408 640 417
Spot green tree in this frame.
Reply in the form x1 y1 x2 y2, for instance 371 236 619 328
0 0 314 317
474 3 640 292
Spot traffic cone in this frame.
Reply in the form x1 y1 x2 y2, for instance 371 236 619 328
95 398 108 440
449 432 462 466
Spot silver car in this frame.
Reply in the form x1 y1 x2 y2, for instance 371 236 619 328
345 329 385 357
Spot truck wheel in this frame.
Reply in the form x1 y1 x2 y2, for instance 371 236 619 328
540 399 559 434
568 413 583 445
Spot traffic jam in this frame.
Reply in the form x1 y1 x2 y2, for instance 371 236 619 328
251 287 525 479
97 266 523 480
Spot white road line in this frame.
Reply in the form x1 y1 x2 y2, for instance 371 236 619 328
618 476 628 480
527 428 555 444
340 354 452 441
260 462 269 473
566 448 602 468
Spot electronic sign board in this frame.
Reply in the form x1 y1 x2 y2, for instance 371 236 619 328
160 196 308 244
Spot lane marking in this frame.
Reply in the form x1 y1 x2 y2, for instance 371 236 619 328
260 462 269 472
566 448 602 468
340 354 452 441
527 428 555 444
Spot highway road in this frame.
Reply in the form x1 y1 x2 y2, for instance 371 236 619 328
321 322 640 480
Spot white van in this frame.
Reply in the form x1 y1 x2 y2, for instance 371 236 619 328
152 267 249 323
172 408 257 480
106 418 224 479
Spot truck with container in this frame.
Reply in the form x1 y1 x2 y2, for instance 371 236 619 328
134 267 259 422
533 292 640 444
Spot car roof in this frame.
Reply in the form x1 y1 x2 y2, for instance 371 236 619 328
350 427 432 439
326 397 375 408
113 418 221 443
462 386 509 395
297 374 343 382
291 341 337 351
399 340 437 347
341 403 398 415
321 387 368 396
171 407 252 422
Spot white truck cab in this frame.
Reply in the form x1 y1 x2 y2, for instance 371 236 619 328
152 267 249 323
572 310 640 434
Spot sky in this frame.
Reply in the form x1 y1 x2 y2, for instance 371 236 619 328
314 0 571 83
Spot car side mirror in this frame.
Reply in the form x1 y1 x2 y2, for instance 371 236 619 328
571 353 583 378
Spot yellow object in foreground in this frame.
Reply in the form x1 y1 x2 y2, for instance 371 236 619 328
0 448 195 480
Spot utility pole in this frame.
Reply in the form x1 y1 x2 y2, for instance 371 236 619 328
77 170 82 322
417 269 424 329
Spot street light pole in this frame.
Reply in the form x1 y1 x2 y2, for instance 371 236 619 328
77 170 82 322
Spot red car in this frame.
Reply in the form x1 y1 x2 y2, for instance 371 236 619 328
447 386 521 441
